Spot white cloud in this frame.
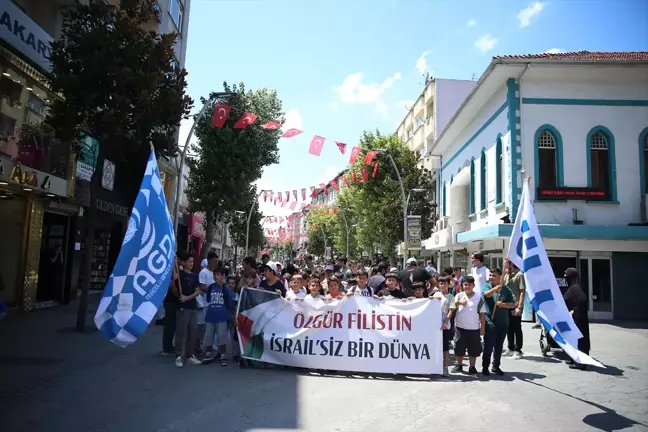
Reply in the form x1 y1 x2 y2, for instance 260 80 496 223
178 116 198 152
283 108 303 130
517 2 546 28
545 48 564 54
415 52 429 75
466 18 477 27
335 71 402 113
474 34 498 52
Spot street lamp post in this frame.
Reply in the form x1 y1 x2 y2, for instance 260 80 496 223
319 225 328 260
172 92 236 236
339 208 352 258
245 189 269 258
404 188 428 264
374 150 408 266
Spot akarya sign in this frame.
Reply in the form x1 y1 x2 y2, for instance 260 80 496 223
0 0 53 72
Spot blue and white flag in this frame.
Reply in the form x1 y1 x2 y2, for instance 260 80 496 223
506 180 603 367
94 148 176 347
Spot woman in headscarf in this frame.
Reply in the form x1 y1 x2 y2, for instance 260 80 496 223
563 267 590 370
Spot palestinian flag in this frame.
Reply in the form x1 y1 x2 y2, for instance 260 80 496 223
236 288 287 360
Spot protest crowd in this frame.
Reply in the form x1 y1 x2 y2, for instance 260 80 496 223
161 248 591 377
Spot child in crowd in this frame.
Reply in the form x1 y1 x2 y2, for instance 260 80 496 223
203 268 235 366
481 268 515 376
334 271 347 290
300 271 310 291
453 275 485 375
375 272 406 299
175 253 202 368
410 281 426 299
325 276 345 299
241 270 257 291
226 276 242 363
350 269 372 296
286 274 307 300
306 278 324 301
433 275 456 376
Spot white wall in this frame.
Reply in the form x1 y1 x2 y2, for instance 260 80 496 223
435 79 476 135
520 73 648 226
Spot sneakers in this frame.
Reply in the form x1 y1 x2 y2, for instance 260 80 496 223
503 349 515 357
482 367 490 376
188 355 202 365
442 366 449 377
220 355 228 366
467 366 478 375
451 365 464 373
161 350 174 357
512 351 524 360
174 356 184 368
492 366 504 375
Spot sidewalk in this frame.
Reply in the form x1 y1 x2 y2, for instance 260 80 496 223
1 297 647 432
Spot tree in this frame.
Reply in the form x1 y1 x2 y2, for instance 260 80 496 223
305 208 336 260
185 82 283 258
340 132 435 262
47 0 192 331
223 186 265 263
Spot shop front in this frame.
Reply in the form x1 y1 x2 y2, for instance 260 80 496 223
188 212 205 267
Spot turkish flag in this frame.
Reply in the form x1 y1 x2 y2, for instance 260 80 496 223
349 146 361 164
281 128 302 138
277 192 283 202
211 103 231 128
285 191 290 201
361 167 369 182
310 186 316 197
282 201 288 208
279 217 284 223
300 203 307 210
290 202 297 210
330 180 340 191
292 190 298 201
333 208 339 215
260 121 281 130
372 161 379 177
336 141 347 154
364 150 378 165
341 176 350 188
301 188 306 201
351 171 358 183
320 183 328 195
309 135 325 156
233 113 257 129
263 191 267 202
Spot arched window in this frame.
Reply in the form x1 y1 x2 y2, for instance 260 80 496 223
587 127 616 201
469 158 476 214
480 149 487 211
496 136 503 203
537 131 557 188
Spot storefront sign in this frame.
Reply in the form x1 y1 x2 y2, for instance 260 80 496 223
102 159 115 191
536 187 609 201
76 134 99 181
95 198 129 217
189 213 205 238
0 155 67 197
0 0 53 72
424 227 451 250
407 215 422 250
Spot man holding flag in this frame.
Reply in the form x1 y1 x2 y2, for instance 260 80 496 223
506 179 603 369
94 148 176 347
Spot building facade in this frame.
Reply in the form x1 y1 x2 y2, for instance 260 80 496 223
0 0 192 311
427 51 648 320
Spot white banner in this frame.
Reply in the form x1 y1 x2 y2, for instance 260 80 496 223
236 288 443 375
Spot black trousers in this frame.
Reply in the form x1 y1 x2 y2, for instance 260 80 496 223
162 302 177 353
507 313 523 351
483 324 507 369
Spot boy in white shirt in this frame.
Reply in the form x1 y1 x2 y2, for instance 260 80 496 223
286 274 307 300
452 275 485 375
471 252 489 297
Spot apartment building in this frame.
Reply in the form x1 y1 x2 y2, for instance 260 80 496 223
428 51 648 320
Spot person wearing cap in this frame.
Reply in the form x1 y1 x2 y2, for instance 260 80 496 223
322 265 335 293
259 262 286 297
398 257 431 297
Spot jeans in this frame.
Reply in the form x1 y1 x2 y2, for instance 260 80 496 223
483 324 507 369
507 313 523 352
162 303 177 353
176 308 199 359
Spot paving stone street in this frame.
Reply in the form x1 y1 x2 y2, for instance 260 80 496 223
1 297 647 432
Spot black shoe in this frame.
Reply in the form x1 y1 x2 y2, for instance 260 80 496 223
468 366 478 375
482 367 490 376
238 359 246 368
451 365 464 373
492 366 504 375
566 359 575 365
569 363 587 370
532 324 541 329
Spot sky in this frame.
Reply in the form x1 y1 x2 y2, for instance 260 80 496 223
178 0 648 224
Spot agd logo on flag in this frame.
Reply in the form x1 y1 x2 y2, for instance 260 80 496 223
94 148 176 347
507 180 603 367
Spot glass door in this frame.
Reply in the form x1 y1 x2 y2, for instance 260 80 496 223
579 257 613 320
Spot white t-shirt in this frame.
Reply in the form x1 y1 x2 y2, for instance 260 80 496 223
286 289 306 300
472 266 489 297
353 287 372 297
454 291 485 330
199 267 215 288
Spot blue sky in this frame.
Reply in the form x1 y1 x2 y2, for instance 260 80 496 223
179 0 648 221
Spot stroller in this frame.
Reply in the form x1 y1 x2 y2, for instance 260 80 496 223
539 325 560 356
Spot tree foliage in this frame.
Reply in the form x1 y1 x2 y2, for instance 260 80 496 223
331 132 436 260
305 208 336 259
185 82 283 254
223 187 265 253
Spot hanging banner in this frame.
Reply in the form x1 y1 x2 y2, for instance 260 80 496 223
407 215 422 250
236 288 443 375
